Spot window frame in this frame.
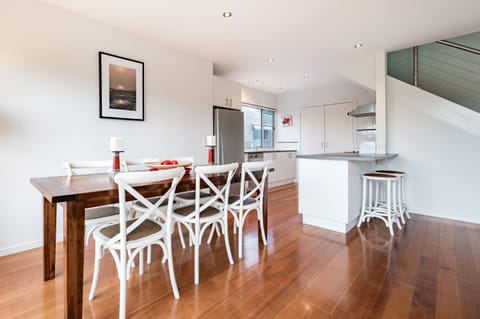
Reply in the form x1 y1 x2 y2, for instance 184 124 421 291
241 103 275 149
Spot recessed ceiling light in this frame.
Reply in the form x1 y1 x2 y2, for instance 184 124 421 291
277 87 283 91
353 43 363 48
303 75 310 79
222 11 232 18
253 79 259 83
268 58 274 63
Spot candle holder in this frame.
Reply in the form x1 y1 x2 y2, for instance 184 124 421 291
110 150 124 177
205 135 216 165
207 146 215 165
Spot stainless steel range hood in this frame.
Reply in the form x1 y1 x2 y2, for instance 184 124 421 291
347 103 376 117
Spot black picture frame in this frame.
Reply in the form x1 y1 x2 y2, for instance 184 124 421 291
99 51 144 121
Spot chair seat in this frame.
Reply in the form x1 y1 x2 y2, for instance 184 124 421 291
173 205 220 219
228 195 257 206
98 219 162 242
133 197 176 209
85 206 119 220
176 191 211 200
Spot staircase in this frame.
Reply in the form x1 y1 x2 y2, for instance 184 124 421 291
387 32 480 113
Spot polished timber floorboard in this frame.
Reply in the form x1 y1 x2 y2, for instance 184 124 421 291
1 185 480 318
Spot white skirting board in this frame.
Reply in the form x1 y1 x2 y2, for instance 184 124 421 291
0 234 63 257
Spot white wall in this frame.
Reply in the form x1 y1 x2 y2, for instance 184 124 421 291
241 86 277 109
335 54 376 90
276 81 374 147
0 0 213 255
387 77 480 224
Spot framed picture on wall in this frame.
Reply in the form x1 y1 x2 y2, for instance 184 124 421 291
99 51 144 121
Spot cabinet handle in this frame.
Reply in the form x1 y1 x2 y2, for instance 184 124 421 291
225 98 229 106
229 99 232 107
325 142 329 148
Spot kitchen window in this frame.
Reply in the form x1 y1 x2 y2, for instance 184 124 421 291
242 104 274 149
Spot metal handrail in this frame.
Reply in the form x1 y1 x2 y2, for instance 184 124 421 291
436 40 480 55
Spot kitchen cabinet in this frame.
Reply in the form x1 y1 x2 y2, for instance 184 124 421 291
300 102 353 154
213 75 242 110
263 151 296 187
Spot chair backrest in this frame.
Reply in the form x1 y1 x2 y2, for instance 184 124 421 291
238 160 272 206
122 158 160 172
184 163 238 220
106 167 185 249
62 160 112 176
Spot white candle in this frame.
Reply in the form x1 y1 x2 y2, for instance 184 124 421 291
205 135 216 147
110 137 124 152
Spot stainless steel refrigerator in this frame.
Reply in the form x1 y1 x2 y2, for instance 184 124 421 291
213 107 244 165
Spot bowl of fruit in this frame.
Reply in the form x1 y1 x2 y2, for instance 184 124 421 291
144 160 193 172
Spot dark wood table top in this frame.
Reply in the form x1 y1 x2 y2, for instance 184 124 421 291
30 170 261 206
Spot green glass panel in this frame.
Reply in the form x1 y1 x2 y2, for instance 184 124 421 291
418 42 480 113
446 31 480 50
387 48 414 85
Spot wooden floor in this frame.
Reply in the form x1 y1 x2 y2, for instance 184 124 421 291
1 185 480 318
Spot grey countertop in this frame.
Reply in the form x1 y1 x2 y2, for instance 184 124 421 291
244 149 297 154
296 153 398 161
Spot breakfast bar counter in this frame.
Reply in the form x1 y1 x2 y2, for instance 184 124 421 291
297 153 398 235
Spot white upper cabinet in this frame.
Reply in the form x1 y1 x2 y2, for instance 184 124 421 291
300 102 354 154
324 103 354 153
213 75 242 110
300 106 325 154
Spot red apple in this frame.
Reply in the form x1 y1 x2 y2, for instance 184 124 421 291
171 160 179 165
161 159 172 165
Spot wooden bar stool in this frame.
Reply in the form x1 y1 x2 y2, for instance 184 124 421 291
376 170 410 223
357 172 402 236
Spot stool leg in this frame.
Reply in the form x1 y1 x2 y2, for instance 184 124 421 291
357 177 367 228
397 178 405 225
393 181 403 229
402 176 411 220
387 180 394 236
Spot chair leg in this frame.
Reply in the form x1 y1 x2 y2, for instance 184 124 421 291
223 215 234 265
166 234 180 299
88 241 102 301
139 249 144 275
258 208 268 246
194 222 200 284
238 218 244 259
177 222 186 249
119 248 127 319
207 223 216 244
147 245 152 264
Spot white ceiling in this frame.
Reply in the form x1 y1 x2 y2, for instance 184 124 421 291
42 0 480 93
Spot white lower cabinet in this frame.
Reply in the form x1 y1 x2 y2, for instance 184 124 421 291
263 151 296 187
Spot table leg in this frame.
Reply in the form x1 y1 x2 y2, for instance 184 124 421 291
258 175 268 244
63 200 86 319
43 198 57 281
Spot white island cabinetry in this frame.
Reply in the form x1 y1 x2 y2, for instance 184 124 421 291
297 153 398 233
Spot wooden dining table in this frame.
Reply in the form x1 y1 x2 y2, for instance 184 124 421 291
30 169 268 319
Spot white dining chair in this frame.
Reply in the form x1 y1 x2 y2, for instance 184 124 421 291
123 157 190 258
62 160 121 245
88 167 185 319
228 161 271 258
172 163 238 284
171 156 223 246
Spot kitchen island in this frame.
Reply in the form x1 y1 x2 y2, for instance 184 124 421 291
297 153 398 236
